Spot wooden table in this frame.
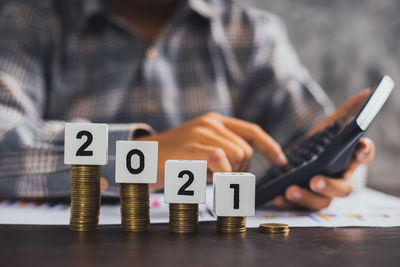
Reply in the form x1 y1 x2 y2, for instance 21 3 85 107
1 223 399 267
1 186 399 267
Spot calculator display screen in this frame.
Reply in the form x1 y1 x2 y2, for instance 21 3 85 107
355 76 394 131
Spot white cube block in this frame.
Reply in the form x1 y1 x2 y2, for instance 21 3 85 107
115 141 158 184
213 172 255 217
164 160 207 204
64 123 108 165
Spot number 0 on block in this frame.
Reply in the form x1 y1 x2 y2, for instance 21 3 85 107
164 160 207 204
213 173 255 217
64 123 108 165
115 141 158 184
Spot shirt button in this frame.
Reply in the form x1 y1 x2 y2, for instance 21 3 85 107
146 101 159 113
146 48 158 60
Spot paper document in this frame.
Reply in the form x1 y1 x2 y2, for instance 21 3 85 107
0 188 399 227
249 188 400 227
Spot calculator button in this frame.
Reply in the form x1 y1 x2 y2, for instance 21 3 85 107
314 145 325 154
319 138 331 146
264 121 343 183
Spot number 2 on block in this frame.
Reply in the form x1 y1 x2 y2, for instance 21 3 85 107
177 170 194 196
76 130 93 156
230 184 239 209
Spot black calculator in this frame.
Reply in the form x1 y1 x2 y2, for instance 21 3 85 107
255 75 395 206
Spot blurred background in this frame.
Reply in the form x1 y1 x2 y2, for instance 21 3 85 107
241 0 400 191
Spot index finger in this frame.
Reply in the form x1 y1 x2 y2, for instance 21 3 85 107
218 116 287 166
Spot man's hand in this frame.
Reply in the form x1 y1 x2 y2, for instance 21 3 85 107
274 89 376 210
137 112 287 191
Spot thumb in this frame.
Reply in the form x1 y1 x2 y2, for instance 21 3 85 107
335 89 371 120
307 89 371 137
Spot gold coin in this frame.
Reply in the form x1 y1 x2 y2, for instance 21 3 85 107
259 223 289 234
120 183 150 232
217 216 246 233
169 203 198 233
69 165 101 232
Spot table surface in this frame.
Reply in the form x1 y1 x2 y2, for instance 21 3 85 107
1 186 400 267
1 223 400 267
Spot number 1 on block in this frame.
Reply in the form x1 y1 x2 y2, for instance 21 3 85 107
213 173 255 217
64 123 108 165
164 160 207 204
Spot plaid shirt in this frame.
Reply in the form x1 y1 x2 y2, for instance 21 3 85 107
0 0 334 198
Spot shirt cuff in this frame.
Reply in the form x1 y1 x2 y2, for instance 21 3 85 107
108 123 155 141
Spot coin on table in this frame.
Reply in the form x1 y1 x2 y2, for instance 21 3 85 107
259 223 289 234
217 216 247 233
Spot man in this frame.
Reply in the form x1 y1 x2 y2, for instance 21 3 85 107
0 0 374 210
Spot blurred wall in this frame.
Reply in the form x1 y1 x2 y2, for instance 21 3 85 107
240 0 400 190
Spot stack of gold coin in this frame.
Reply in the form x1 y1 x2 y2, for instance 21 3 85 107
217 216 247 233
120 183 150 232
169 203 198 233
259 223 289 234
70 165 101 231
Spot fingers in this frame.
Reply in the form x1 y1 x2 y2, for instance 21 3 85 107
335 89 371 120
354 137 375 164
341 137 375 177
273 196 298 210
274 137 374 211
284 185 332 210
207 146 233 172
307 89 371 137
203 120 254 171
274 172 356 210
193 127 249 171
273 178 349 211
310 175 353 198
273 136 375 211
215 115 287 166
187 143 232 173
